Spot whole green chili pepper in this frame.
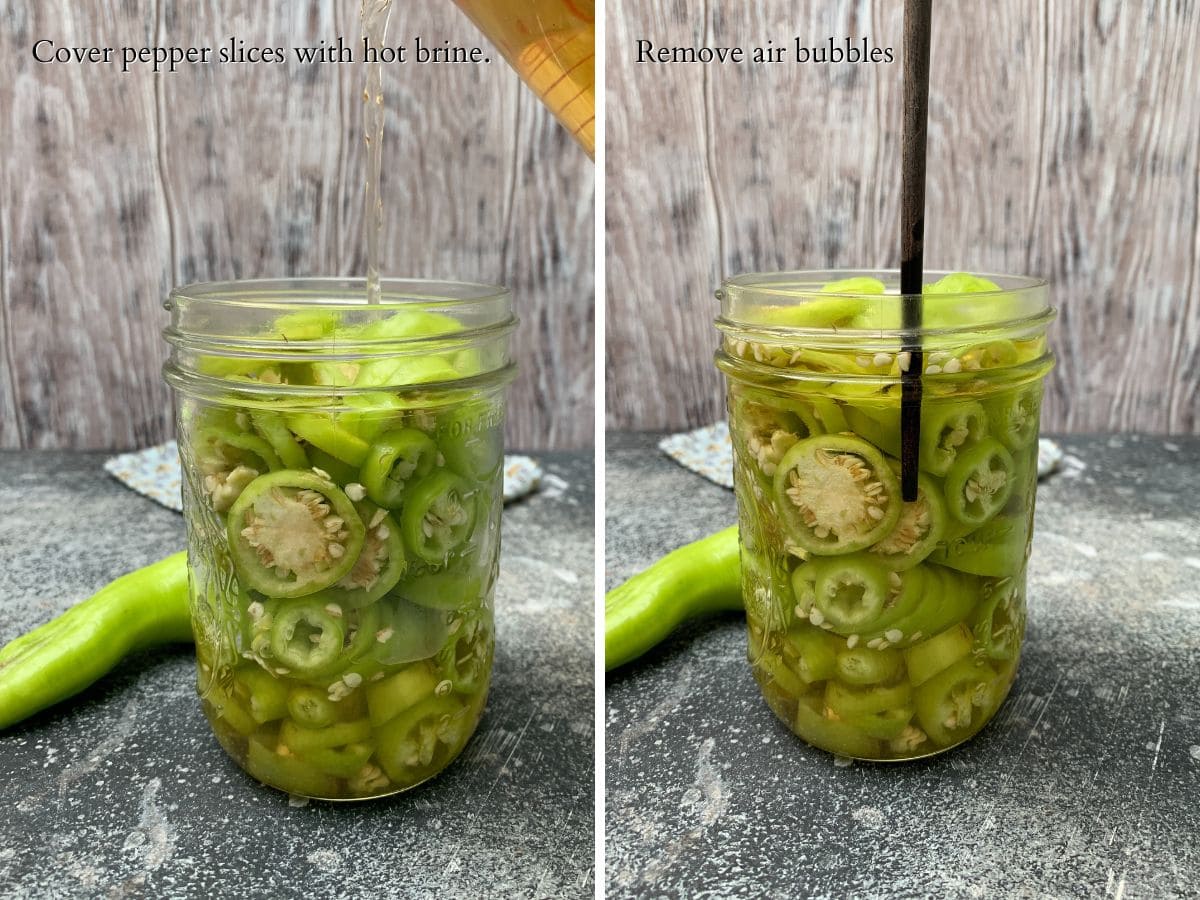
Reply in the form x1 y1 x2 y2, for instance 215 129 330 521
0 552 191 730
604 525 743 670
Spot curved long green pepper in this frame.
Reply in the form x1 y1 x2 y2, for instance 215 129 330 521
604 525 743 670
0 552 192 730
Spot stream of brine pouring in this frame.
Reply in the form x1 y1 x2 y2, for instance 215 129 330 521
361 0 393 305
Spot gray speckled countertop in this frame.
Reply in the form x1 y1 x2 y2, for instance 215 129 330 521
606 432 1200 900
0 450 594 900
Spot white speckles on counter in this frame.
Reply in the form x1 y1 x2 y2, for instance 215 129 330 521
305 849 341 872
851 807 884 829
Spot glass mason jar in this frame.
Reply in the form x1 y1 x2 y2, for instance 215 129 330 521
715 271 1055 760
163 278 516 799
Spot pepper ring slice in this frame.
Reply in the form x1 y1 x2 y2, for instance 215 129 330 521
771 434 902 555
227 470 366 598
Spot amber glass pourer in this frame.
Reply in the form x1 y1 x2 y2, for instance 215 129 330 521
452 0 595 156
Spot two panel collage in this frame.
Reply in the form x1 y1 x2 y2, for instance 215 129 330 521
1 2 1197 898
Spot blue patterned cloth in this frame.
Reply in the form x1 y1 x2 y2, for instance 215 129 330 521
104 441 542 512
659 423 1063 490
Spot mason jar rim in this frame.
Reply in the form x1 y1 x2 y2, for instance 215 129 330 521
714 268 1055 388
167 276 512 311
720 268 1048 298
163 276 518 402
716 268 1054 342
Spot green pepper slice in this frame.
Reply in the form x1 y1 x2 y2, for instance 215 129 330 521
971 579 1023 661
287 685 340 728
395 556 486 611
782 625 841 684
337 393 408 445
273 309 339 341
885 565 977 643
436 615 490 696
793 694 881 758
286 414 371 467
339 601 383 664
914 657 1000 747
323 503 407 608
437 400 504 481
854 566 924 639
867 470 948 570
903 622 974 686
234 664 290 724
359 428 438 509
842 402 900 457
754 644 807 698
279 717 373 753
400 470 478 565
930 513 1028 577
226 470 365 598
835 646 903 685
753 283 873 330
919 401 987 476
772 435 901 556
275 600 381 687
269 598 346 675
355 354 460 390
366 662 440 727
375 694 465 784
250 412 309 470
194 425 283 512
825 681 914 741
293 742 375 779
984 383 1042 451
246 736 341 797
790 564 818 619
202 679 258 737
852 707 916 741
304 445 360 486
810 555 893 634
809 399 849 434
732 396 806 480
957 340 1020 371
370 599 452 666
944 439 1015 527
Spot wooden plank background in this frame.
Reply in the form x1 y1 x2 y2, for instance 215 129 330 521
606 0 1200 435
0 0 594 451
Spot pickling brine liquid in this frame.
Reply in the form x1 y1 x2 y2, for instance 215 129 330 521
361 0 393 305
451 0 596 156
